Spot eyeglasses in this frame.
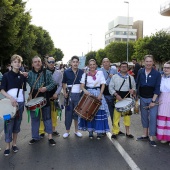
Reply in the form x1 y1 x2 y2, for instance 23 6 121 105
47 61 55 64
163 67 170 69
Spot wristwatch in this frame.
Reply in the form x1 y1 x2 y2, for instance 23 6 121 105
151 100 156 103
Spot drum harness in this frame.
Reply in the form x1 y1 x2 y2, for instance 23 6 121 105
65 69 79 108
116 76 133 116
26 70 46 122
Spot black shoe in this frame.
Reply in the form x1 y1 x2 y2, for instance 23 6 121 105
12 146 19 153
29 139 39 145
49 139 56 146
149 140 157 147
111 134 117 139
101 133 106 137
126 134 134 138
136 136 149 141
97 133 102 140
4 149 10 156
40 133 45 139
52 131 60 137
118 131 125 135
89 131 93 139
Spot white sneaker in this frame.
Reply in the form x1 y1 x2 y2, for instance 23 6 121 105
63 132 70 138
74 131 82 138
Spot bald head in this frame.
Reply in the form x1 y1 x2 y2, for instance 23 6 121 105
102 58 111 70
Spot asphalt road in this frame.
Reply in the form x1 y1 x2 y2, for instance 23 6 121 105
0 89 170 170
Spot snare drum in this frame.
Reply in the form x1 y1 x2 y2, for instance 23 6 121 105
115 98 135 113
74 94 102 121
25 97 46 111
0 98 17 120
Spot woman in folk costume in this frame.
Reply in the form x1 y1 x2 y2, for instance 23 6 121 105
157 61 170 144
79 59 110 139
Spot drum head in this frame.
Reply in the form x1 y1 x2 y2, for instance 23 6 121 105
115 98 132 108
0 98 17 119
26 97 44 106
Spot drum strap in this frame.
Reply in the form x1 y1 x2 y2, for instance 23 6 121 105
118 79 126 92
28 72 43 101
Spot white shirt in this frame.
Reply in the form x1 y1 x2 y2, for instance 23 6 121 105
160 77 170 92
80 71 106 87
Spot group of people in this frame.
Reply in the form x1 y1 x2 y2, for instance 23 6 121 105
0 54 170 157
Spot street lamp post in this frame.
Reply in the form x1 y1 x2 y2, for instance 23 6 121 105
90 34 92 51
124 1 129 63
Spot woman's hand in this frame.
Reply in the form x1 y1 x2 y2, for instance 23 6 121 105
83 89 90 95
97 93 102 100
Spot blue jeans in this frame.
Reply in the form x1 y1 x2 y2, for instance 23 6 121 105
4 102 24 143
30 106 52 140
65 93 80 130
140 97 158 136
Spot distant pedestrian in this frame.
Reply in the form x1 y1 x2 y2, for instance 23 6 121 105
132 58 141 81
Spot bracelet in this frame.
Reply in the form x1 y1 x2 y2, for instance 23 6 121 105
151 100 156 103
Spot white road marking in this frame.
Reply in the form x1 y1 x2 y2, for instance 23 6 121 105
107 132 141 170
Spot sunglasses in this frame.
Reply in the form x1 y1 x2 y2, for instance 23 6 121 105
47 61 55 64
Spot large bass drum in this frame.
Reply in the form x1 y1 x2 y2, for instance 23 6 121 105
74 94 102 121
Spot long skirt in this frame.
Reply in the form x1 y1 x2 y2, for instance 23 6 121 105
157 92 170 141
78 88 110 133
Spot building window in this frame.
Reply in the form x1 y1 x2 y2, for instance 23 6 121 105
115 38 121 41
122 38 127 41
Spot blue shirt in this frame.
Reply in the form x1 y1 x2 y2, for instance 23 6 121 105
101 67 117 85
0 70 27 91
137 68 161 95
62 68 84 85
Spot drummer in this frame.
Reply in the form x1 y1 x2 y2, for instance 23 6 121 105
62 56 84 138
39 56 62 138
109 61 136 139
0 54 27 156
79 59 110 139
27 56 56 146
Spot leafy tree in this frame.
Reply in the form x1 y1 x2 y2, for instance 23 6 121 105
133 31 170 64
105 41 135 63
85 51 97 66
53 48 64 61
96 49 106 65
132 36 150 61
0 0 28 67
32 26 54 57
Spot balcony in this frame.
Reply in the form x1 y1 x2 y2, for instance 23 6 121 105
160 1 170 16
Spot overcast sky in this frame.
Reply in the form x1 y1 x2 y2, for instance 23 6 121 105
25 0 170 63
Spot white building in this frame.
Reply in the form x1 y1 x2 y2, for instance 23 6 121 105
105 16 143 46
160 0 170 16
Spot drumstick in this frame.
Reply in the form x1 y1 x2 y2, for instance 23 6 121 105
34 83 45 98
143 102 161 109
123 92 130 99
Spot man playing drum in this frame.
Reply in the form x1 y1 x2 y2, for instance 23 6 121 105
62 56 84 138
27 56 56 146
109 62 136 139
0 54 26 156
39 56 62 138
